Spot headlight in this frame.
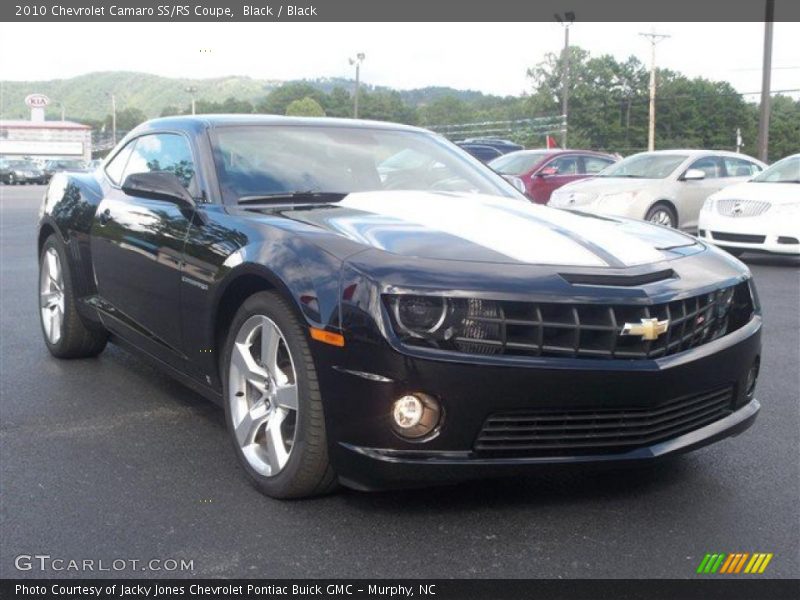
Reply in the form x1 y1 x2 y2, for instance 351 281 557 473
385 295 502 354
392 295 448 336
701 198 715 213
503 175 527 195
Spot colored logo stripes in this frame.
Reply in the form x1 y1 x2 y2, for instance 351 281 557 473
696 552 773 574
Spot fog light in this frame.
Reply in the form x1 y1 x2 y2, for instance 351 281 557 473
391 393 441 439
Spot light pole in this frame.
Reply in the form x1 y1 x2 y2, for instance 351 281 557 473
756 0 774 162
349 53 365 118
55 101 65 121
639 30 670 152
185 86 198 115
554 11 575 149
105 92 117 146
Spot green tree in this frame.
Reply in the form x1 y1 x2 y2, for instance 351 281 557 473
103 107 147 132
285 97 326 117
256 82 326 114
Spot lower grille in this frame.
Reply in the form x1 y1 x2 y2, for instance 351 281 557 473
475 387 735 456
712 232 766 244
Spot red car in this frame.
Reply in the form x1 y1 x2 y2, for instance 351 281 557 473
489 149 618 204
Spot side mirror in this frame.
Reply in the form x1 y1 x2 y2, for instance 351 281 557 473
682 168 706 181
537 166 559 177
121 171 196 209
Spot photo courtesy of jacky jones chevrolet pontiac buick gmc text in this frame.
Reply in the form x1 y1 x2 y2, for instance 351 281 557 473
37 115 762 498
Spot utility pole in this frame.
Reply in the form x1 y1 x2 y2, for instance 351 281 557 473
757 0 774 162
349 53 365 118
639 30 670 152
736 128 743 153
105 92 117 146
185 86 198 115
554 12 575 148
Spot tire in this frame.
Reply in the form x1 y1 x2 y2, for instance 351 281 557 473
39 234 108 358
221 291 338 499
645 203 677 228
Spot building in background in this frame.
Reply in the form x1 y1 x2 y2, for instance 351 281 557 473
0 94 92 162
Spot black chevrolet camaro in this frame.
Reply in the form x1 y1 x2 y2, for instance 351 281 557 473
37 116 761 498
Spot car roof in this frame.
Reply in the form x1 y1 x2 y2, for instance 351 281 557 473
134 114 430 136
499 148 615 158
636 149 757 159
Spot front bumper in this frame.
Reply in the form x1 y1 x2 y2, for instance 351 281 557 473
315 316 762 491
698 213 800 255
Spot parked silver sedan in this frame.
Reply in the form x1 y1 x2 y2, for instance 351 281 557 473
549 150 766 231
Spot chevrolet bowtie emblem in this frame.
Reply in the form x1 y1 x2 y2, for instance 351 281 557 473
621 317 670 341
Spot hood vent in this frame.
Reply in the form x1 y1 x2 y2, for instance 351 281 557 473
560 269 676 287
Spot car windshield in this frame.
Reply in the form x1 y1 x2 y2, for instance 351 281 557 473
210 125 519 204
752 155 800 183
597 153 688 179
49 160 84 169
489 152 549 176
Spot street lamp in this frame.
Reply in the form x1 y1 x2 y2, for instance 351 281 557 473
349 53 366 119
185 86 198 115
54 101 65 122
105 92 117 146
554 12 575 148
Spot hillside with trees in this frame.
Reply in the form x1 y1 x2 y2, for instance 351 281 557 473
2 48 796 160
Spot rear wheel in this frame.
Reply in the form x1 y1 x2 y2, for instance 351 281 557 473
645 203 677 228
39 234 107 358
221 291 337 498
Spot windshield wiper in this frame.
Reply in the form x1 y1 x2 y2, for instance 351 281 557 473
238 191 348 205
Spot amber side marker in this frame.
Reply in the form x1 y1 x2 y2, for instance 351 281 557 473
309 327 345 347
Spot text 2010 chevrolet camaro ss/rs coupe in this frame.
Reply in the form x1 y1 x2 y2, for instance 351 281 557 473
37 116 761 498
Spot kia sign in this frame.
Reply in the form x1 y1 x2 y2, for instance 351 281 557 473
25 94 50 108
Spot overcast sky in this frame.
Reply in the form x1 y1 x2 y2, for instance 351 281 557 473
1 22 798 97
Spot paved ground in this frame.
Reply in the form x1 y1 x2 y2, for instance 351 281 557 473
1 185 798 579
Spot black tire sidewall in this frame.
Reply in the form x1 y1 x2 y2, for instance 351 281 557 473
647 203 677 228
221 292 326 497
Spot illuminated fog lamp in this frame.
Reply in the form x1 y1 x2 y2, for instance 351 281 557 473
391 393 441 439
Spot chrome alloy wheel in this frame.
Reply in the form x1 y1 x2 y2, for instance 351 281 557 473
40 247 65 344
228 315 299 477
648 208 674 227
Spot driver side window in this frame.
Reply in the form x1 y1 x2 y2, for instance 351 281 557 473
688 157 722 179
546 156 579 175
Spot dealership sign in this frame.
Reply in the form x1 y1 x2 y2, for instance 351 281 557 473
25 94 50 108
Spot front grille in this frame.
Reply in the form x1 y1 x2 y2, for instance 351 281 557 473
716 199 770 217
447 282 752 360
712 232 766 244
474 387 735 456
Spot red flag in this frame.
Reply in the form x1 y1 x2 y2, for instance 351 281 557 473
546 136 559 149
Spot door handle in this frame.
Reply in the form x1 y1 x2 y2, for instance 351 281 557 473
98 208 111 225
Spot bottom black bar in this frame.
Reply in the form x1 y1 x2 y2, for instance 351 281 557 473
2 579 799 600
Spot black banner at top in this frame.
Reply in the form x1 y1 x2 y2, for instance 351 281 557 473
3 0 800 22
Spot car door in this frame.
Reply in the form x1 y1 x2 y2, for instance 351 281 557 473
677 155 725 230
532 154 582 203
91 132 199 366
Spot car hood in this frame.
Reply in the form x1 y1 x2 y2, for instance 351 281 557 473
255 190 700 268
710 181 799 204
550 177 662 205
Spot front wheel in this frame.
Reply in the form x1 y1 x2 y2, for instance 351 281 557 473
39 235 107 358
645 203 677 228
221 291 337 498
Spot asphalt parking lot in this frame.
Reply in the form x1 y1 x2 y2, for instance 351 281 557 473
1 185 798 579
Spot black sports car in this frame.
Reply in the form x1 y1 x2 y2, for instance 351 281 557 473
37 116 761 498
